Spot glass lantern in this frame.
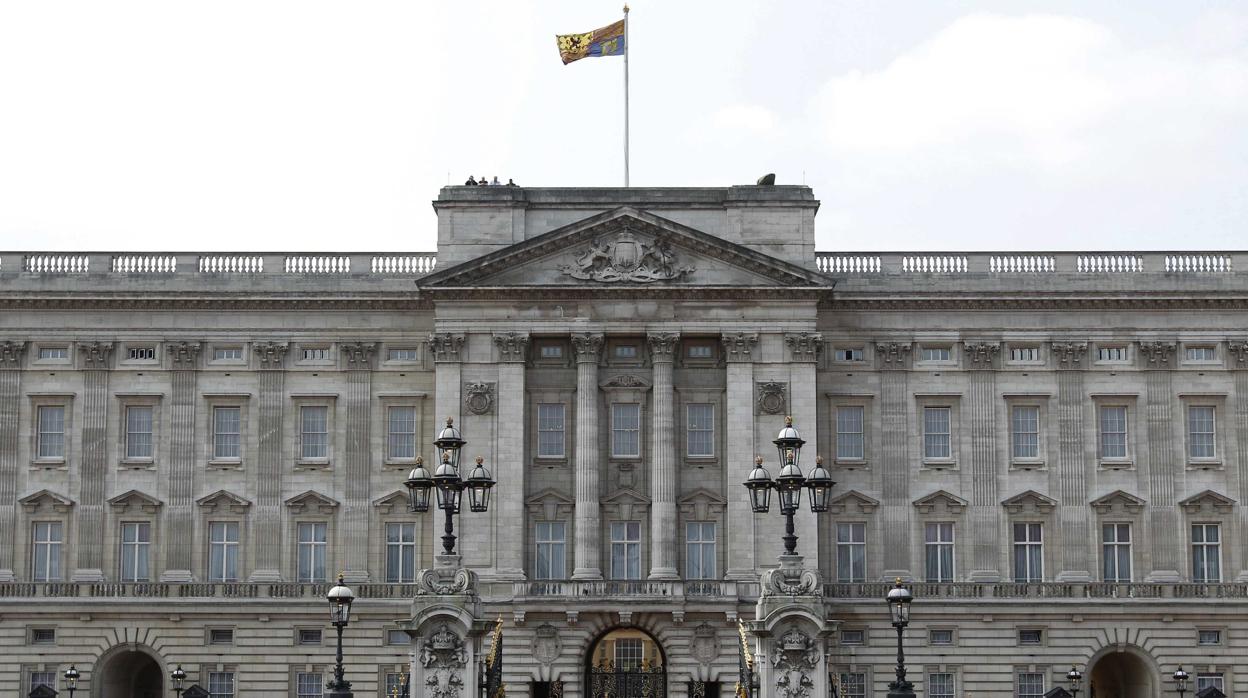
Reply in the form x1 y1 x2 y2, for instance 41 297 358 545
465 456 495 513
886 578 914 627
805 456 834 513
404 456 433 513
433 452 463 513
327 574 355 625
745 456 773 513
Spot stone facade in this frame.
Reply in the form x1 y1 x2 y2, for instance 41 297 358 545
0 186 1246 697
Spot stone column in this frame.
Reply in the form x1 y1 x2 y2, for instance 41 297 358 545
647 332 680 580
1229 340 1248 581
1141 341 1181 581
73 342 113 581
249 341 288 582
722 333 759 580
785 332 823 565
342 342 376 582
162 341 201 582
876 342 913 580
430 333 466 567
1052 341 1092 581
493 332 530 580
0 341 26 582
964 342 1002 582
571 333 604 580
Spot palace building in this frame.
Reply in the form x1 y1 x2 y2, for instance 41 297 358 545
0 184 1246 697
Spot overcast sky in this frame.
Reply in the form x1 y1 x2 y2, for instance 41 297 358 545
1 1 1244 252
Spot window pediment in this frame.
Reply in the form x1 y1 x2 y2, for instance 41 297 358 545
1090 489 1146 515
912 489 967 515
677 488 727 519
1001 490 1057 515
526 488 576 520
602 488 651 520
197 489 252 513
1179 489 1236 515
373 491 409 514
20 489 74 513
108 489 163 514
284 490 339 514
827 489 880 515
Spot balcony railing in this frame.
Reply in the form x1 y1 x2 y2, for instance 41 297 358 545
815 251 1240 276
1 252 437 277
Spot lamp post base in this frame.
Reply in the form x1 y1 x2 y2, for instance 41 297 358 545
325 689 354 698
887 681 916 698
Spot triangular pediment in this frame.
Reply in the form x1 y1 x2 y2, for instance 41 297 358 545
1179 489 1235 514
20 489 74 513
285 490 339 514
913 489 968 515
1001 490 1058 515
373 490 410 513
196 489 251 513
827 489 880 514
108 489 163 513
527 488 576 520
1090 489 1146 514
418 207 832 292
601 487 651 520
677 488 727 519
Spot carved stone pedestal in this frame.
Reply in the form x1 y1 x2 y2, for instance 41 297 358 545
401 562 491 698
747 554 837 698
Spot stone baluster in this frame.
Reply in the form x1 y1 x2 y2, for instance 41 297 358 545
571 333 604 580
647 332 679 580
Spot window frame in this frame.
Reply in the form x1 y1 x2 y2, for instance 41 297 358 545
832 346 866 363
35 345 71 363
210 345 245 363
1093 397 1137 468
385 404 420 463
684 521 717 580
207 669 236 698
119 521 153 582
917 345 955 364
835 405 866 463
920 404 956 466
384 521 418 583
536 403 567 460
1012 522 1044 583
30 521 64 582
835 521 867 583
116 394 162 468
295 520 329 583
1006 344 1043 365
1016 670 1045 698
924 522 956 583
298 344 333 364
1191 522 1223 583
207 520 242 582
1182 343 1219 364
379 394 425 468
29 395 74 467
926 670 957 698
684 402 716 459
1101 522 1133 583
122 343 159 364
1009 404 1042 464
385 346 421 363
203 395 250 468
1094 344 1130 364
534 520 568 580
1184 401 1222 467
610 402 642 460
609 520 643 580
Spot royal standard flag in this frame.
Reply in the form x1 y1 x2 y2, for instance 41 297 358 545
556 19 625 65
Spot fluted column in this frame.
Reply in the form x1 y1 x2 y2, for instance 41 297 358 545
571 333 604 580
493 332 530 580
249 342 287 582
964 342 1002 582
1141 341 1180 581
876 342 912 579
647 332 679 580
73 342 112 582
1052 341 1091 581
0 341 26 582
722 332 759 580
342 342 376 582
1229 340 1248 581
162 341 201 582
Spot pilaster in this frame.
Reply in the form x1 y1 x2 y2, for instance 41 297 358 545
571 333 604 580
162 341 201 582
785 332 822 566
249 341 288 582
1141 341 1181 581
1052 341 1091 581
0 341 25 581
964 342 1002 582
430 333 467 569
342 341 376 583
1230 340 1248 581
73 341 112 582
493 332 530 580
722 332 758 580
876 341 912 579
647 332 679 580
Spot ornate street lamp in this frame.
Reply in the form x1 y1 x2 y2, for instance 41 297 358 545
326 573 356 698
1174 666 1190 698
886 579 916 698
404 418 495 555
1067 666 1083 697
170 664 187 697
63 665 79 697
741 417 834 556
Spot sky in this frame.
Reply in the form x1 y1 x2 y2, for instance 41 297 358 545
0 1 1245 253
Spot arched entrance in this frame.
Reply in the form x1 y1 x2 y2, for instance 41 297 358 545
94 645 163 698
586 627 667 697
1087 647 1157 698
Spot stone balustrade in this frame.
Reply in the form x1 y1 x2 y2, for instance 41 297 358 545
816 251 1241 275
0 252 438 277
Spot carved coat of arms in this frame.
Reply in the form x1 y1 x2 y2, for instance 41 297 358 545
560 232 694 283
419 623 469 698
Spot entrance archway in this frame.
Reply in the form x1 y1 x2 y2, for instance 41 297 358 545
95 645 163 698
586 627 667 698
1088 648 1157 698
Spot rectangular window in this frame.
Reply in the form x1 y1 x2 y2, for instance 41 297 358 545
208 521 240 582
614 637 643 670
1198 629 1221 645
296 672 324 698
537 404 566 458
297 522 327 583
928 672 955 698
120 522 151 582
1097 346 1128 361
128 346 156 360
686 403 715 457
213 346 242 360
1018 629 1043 645
298 628 323 645
1099 406 1128 459
387 348 419 361
302 347 330 361
1192 523 1222 583
929 629 953 645
685 522 716 580
1188 406 1216 459
1185 346 1216 361
29 672 56 690
386 522 417 583
834 348 863 362
30 627 56 644
839 629 864 645
37 405 66 459
920 347 952 361
837 673 866 698
924 522 954 582
125 405 154 460
611 403 641 458
539 344 563 359
923 407 952 460
385 673 406 696
1102 523 1132 582
687 344 713 359
387 406 417 460
212 407 241 460
535 521 567 580
1012 523 1043 582
1017 672 1045 698
38 347 68 360
31 521 62 582
300 406 329 460
208 671 235 698
1196 674 1224 692
836 522 866 583
1011 406 1039 460
836 406 865 460
610 521 642 580
209 628 234 644
614 345 637 359
386 629 410 645
1009 346 1040 362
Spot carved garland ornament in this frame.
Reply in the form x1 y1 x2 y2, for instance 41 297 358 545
771 626 820 698
463 382 495 416
560 231 694 283
760 565 821 596
757 381 787 415
419 623 469 698
415 567 477 596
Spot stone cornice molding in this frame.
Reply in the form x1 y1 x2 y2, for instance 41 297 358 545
0 340 26 369
253 342 289 370
1138 340 1177 368
1051 341 1088 369
168 341 202 370
492 332 531 363
963 341 1001 369
79 341 113 370
875 341 912 370
342 341 377 369
1229 339 1248 368
646 332 680 363
428 333 466 363
720 333 758 363
570 333 604 364
784 332 823 363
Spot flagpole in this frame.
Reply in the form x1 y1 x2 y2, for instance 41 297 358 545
623 3 630 187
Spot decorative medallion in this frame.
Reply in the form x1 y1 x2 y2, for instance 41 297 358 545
772 626 819 698
560 232 694 283
463 382 495 415
532 624 562 665
690 623 720 665
419 623 469 698
757 381 787 415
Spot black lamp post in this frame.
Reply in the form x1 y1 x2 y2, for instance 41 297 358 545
404 418 495 556
742 417 834 556
1067 666 1083 697
886 579 916 698
63 665 79 697
1174 666 1190 698
170 664 186 696
326 574 356 698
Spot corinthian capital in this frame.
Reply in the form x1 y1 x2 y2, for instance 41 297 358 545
79 341 114 369
962 341 1000 369
428 333 466 363
646 332 680 363
0 341 27 369
492 332 531 363
784 332 823 363
168 341 202 370
720 333 758 363
570 333 604 364
254 342 289 370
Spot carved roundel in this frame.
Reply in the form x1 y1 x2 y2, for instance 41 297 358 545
757 381 787 415
464 382 495 416
532 623 562 665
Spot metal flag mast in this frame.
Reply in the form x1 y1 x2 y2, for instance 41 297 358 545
624 3 630 187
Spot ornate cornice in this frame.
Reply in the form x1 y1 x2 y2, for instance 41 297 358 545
428 333 466 363
875 341 911 370
253 342 289 370
646 332 680 363
168 341 201 370
720 333 758 363
963 341 1000 369
492 332 531 363
0 340 26 369
571 333 604 364
79 341 113 369
0 295 430 312
1051 341 1087 369
784 332 823 363
1139 340 1177 368
342 341 377 369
